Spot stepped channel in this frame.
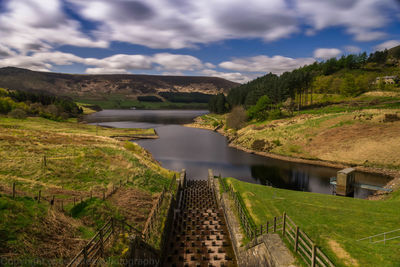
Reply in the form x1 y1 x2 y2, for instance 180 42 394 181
164 180 237 267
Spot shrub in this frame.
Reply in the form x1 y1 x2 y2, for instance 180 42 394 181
226 106 247 130
268 109 282 120
8 108 27 119
272 139 282 146
247 95 272 121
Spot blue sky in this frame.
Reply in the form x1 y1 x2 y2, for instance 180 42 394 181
0 0 400 83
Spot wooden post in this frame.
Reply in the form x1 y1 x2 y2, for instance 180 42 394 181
103 189 105 200
260 224 263 235
83 245 88 266
295 226 299 252
273 217 277 232
51 195 55 206
266 221 269 234
120 180 122 187
282 212 286 237
12 182 15 199
311 243 316 267
99 228 104 257
43 155 47 167
38 190 41 203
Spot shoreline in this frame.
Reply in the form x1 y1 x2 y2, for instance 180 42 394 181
185 122 400 199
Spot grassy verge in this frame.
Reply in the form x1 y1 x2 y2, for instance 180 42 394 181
225 177 400 267
0 116 176 259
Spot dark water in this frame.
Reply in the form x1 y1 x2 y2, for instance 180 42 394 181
86 109 392 198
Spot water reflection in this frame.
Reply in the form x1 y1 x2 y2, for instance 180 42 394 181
85 109 391 199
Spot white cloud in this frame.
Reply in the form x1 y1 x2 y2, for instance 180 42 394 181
374 40 400 51
0 0 107 53
219 55 315 74
84 54 153 70
152 53 203 71
201 69 253 83
295 0 398 42
344 45 361 54
67 0 298 49
85 68 129 74
0 51 84 71
313 48 342 60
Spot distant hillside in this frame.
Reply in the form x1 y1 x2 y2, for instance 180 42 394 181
225 45 400 111
0 67 238 104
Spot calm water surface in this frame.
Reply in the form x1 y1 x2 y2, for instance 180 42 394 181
86 109 391 198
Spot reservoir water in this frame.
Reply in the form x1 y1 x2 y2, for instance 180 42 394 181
85 109 391 199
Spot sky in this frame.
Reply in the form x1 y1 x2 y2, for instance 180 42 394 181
0 0 400 83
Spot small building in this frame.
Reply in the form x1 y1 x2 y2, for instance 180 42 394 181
375 76 398 84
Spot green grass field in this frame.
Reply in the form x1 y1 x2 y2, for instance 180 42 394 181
225 177 400 267
0 116 176 259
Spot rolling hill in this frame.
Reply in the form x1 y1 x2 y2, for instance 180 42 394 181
0 67 239 108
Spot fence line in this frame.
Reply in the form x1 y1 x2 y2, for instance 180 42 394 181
66 218 142 267
219 177 335 267
1 177 136 213
142 173 178 241
357 228 400 244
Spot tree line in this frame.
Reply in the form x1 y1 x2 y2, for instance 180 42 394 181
209 48 399 116
0 88 83 120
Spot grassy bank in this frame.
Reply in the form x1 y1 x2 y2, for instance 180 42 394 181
225 177 400 267
192 93 400 173
0 116 176 260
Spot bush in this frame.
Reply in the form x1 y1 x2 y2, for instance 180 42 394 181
8 108 27 119
247 95 272 121
268 109 282 120
226 106 247 130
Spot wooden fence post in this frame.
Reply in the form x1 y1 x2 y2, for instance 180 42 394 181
311 243 316 267
51 195 55 206
38 190 41 203
103 189 105 200
99 228 104 257
273 217 277 232
266 221 269 234
43 155 47 167
282 212 286 237
12 182 15 199
120 180 122 187
83 245 88 266
260 224 263 235
295 226 299 252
